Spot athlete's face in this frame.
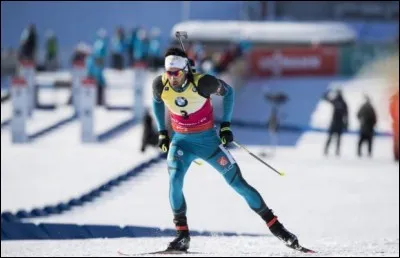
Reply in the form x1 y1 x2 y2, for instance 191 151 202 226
166 68 186 87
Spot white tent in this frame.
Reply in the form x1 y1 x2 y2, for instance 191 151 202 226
171 21 357 44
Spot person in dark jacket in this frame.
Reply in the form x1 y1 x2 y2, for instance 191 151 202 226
110 26 126 70
323 89 349 156
357 95 377 157
19 23 37 62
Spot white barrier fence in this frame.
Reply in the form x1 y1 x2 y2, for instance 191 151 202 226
9 62 149 143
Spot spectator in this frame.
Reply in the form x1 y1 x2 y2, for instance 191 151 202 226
110 26 126 70
357 95 377 157
133 28 149 64
45 30 58 71
127 27 139 66
323 89 349 156
86 53 106 106
148 27 162 69
88 29 108 106
19 23 37 62
93 28 108 59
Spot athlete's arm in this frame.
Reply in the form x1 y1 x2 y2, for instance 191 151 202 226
197 74 235 122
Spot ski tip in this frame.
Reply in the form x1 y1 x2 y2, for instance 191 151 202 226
290 244 317 254
301 247 317 254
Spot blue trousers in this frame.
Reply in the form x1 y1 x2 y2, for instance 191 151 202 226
167 128 270 218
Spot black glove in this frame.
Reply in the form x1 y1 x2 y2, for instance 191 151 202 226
219 122 233 146
158 130 170 153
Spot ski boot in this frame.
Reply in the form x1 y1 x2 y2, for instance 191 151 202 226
267 216 299 249
166 227 190 252
262 211 316 253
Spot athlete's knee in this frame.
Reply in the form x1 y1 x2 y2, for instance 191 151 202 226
169 167 184 186
226 165 246 190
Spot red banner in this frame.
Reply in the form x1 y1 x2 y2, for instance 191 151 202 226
248 47 338 77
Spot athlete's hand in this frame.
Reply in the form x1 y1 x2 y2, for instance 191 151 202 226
158 130 170 153
219 122 233 147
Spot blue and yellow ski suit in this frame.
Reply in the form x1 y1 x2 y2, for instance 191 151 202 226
152 73 270 219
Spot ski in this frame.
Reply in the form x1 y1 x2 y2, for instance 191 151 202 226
118 250 202 256
288 244 317 254
118 246 315 256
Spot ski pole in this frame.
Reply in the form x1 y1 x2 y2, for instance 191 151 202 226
175 31 194 74
232 141 285 176
175 31 188 52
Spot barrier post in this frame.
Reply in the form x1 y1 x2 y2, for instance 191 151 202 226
18 59 35 117
80 77 97 143
71 60 86 117
132 61 147 122
11 77 29 143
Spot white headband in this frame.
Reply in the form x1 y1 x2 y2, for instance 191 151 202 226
165 55 188 71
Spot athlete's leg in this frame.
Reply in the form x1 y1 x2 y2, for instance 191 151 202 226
204 143 270 215
166 135 195 251
167 137 196 216
194 129 299 248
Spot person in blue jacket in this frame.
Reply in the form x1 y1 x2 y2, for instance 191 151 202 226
86 29 108 106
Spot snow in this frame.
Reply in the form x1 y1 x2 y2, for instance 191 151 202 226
1 71 398 256
1 127 398 256
0 107 159 212
1 237 399 257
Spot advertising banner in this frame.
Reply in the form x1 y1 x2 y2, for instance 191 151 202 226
249 47 338 77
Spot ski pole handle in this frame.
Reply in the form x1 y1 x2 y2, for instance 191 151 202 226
232 141 285 176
